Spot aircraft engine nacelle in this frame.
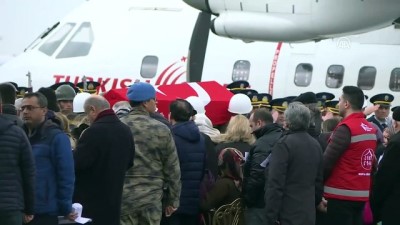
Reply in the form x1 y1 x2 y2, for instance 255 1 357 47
211 11 313 42
184 0 400 42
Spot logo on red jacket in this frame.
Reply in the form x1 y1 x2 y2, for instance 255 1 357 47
361 149 374 170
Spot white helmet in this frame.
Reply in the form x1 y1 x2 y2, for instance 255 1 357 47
73 93 91 113
186 96 206 114
228 93 252 115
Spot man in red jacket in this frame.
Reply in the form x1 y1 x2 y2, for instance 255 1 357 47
323 86 377 225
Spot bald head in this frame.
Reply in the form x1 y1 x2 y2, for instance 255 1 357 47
84 95 110 111
84 96 111 124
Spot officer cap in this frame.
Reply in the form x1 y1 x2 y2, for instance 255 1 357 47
251 93 272 108
76 81 101 94
16 87 33 98
270 98 289 113
370 93 394 106
316 92 335 102
226 80 250 91
325 100 339 114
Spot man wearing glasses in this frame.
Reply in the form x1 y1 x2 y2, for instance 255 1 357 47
21 92 76 225
367 93 395 132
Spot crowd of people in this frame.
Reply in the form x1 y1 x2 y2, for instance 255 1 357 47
0 79 399 225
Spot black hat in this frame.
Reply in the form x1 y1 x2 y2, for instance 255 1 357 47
393 107 400 121
16 87 33 98
293 92 317 104
370 93 394 106
237 89 258 97
251 93 272 108
285 96 297 103
325 100 339 114
391 106 399 112
49 82 80 94
270 98 289 113
226 80 250 91
316 92 335 102
76 81 100 94
38 87 60 112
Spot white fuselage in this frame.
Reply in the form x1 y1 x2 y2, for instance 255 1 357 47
1 0 400 106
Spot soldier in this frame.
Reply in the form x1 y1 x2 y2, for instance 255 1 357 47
52 83 79 132
120 82 181 225
367 93 395 132
324 100 341 121
226 80 250 94
316 92 335 116
250 93 272 111
269 98 288 127
54 84 77 116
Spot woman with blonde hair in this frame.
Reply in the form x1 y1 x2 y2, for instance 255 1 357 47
215 114 255 156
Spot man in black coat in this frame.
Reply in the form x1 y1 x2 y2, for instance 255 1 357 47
265 102 323 225
0 92 35 225
73 95 135 225
371 107 400 225
243 108 282 225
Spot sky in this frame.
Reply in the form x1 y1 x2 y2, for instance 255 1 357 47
0 0 84 56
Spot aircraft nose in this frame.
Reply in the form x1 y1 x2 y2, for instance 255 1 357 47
182 0 211 12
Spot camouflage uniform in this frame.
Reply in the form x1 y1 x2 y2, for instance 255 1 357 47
120 107 181 225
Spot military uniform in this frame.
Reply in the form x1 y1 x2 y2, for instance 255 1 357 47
120 107 181 225
325 100 339 116
250 93 272 110
270 98 288 126
226 80 250 94
367 93 394 132
316 92 335 114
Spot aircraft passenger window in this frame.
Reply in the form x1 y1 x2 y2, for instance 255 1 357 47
140 56 159 78
389 68 400 92
39 23 75 56
56 22 94 59
232 60 250 81
326 65 344 88
357 66 376 90
294 63 313 87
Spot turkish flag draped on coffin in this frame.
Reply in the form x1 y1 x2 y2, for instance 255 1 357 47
103 81 233 126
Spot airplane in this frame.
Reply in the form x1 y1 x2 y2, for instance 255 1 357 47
0 0 400 106
183 0 400 42
0 55 13 66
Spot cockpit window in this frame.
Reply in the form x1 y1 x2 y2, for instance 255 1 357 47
56 22 94 59
39 23 75 56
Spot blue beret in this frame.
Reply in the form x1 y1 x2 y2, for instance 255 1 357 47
126 82 156 102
